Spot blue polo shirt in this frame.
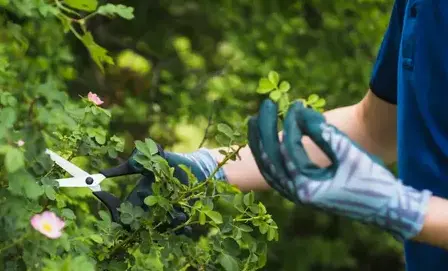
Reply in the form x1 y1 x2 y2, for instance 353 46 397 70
370 0 448 270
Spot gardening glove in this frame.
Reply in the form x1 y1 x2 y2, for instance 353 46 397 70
247 99 432 241
123 145 227 233
125 145 227 198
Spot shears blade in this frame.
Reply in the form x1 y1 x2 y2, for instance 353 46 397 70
55 174 106 192
45 148 90 177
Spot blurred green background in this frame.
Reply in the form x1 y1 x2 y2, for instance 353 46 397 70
2 0 404 270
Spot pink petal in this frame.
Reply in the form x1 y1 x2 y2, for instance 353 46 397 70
42 230 62 239
41 211 56 221
30 211 65 239
55 219 65 230
87 91 104 105
30 214 42 230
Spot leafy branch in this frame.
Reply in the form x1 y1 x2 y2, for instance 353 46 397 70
256 70 327 115
52 0 135 72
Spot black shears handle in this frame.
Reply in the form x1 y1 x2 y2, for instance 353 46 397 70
93 191 122 223
91 146 191 236
92 146 163 224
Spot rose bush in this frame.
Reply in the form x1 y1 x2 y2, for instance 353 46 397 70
0 1 285 270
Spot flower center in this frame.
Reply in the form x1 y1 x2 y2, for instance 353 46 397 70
42 222 53 232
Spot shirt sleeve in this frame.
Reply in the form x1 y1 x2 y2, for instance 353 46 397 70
369 0 406 105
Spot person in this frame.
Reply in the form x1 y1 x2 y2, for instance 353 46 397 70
126 1 448 270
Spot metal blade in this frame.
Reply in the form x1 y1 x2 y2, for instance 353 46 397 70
56 177 88 188
56 174 106 192
45 149 90 177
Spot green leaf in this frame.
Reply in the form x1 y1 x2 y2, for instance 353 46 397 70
118 202 133 214
44 185 56 200
120 213 133 224
217 123 234 138
267 227 277 241
178 164 198 185
218 253 240 271
268 71 279 86
215 133 231 146
256 78 275 94
312 98 326 108
259 223 268 234
279 81 290 93
90 234 103 244
278 94 290 115
99 210 111 223
204 210 223 224
233 227 242 240
249 204 259 214
307 94 319 104
269 90 282 102
99 107 111 117
155 196 171 210
135 138 159 157
8 170 44 200
80 32 114 73
199 211 206 225
238 224 253 232
62 208 76 220
97 4 134 20
233 193 243 205
144 195 158 206
233 193 244 212
0 107 17 128
258 202 267 215
250 253 259 263
5 148 24 173
64 0 98 11
243 192 254 207
222 238 241 257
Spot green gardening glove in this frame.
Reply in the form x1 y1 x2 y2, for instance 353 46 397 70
102 143 227 234
247 99 432 241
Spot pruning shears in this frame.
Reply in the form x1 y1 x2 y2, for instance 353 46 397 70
44 148 160 223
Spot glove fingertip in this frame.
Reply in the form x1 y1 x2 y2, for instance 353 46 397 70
295 107 338 163
247 114 292 198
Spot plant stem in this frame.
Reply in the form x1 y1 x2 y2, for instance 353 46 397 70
0 232 31 255
184 144 244 197
109 229 140 257
54 0 81 17
168 218 199 234
207 145 244 183
233 215 267 223
198 102 215 148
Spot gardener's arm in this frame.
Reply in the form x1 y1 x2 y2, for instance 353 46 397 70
209 89 397 191
414 196 448 250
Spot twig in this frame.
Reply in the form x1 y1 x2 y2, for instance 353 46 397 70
28 97 38 119
0 232 31 255
109 229 140 257
198 101 215 148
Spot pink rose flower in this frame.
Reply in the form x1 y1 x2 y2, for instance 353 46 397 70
87 91 104 105
30 211 65 239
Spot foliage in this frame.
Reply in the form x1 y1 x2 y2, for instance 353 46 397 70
0 1 279 270
0 0 405 270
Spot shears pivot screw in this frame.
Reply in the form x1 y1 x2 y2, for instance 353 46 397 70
85 177 94 185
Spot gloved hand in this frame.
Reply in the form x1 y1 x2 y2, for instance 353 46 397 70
123 144 227 234
247 99 432 241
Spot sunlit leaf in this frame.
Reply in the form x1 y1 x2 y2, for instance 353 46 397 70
97 4 134 20
64 0 98 11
